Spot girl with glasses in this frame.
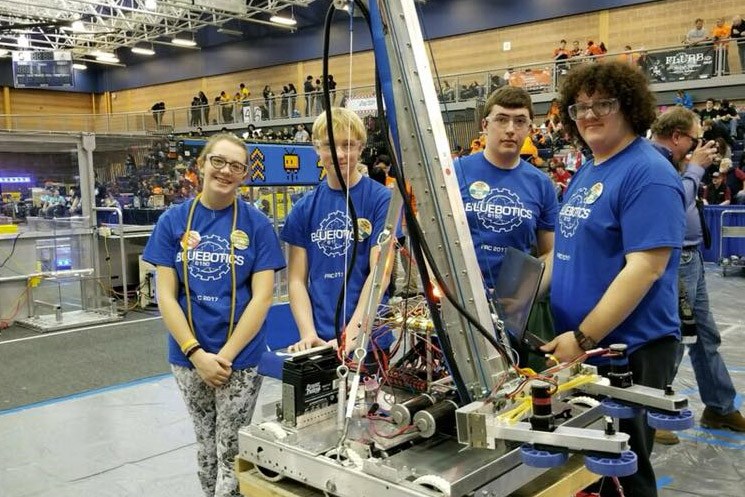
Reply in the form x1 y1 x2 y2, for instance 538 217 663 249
143 133 285 497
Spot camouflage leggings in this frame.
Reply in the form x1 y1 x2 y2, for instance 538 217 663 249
172 365 263 497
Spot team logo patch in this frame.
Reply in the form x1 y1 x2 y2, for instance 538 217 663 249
465 187 532 233
231 229 249 250
469 181 490 200
311 210 353 257
357 218 372 241
181 230 201 250
177 234 245 282
558 187 592 238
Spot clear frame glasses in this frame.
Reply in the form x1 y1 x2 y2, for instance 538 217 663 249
206 154 248 175
567 98 619 121
486 114 532 130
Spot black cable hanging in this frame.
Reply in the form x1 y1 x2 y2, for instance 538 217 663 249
321 0 516 398
321 3 361 349
360 1 516 372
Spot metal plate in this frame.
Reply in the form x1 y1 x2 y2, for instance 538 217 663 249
16 309 121 333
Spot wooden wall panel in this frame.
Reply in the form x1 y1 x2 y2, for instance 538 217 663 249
426 12 600 77
10 89 93 115
111 78 202 114
8 89 94 132
6 0 744 125
609 0 742 50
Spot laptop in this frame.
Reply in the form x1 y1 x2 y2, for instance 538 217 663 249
491 247 547 352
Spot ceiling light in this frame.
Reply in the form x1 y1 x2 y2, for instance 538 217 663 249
73 63 87 70
217 27 242 36
144 0 157 10
269 14 297 26
96 53 120 63
71 20 86 32
171 35 197 47
17 35 29 48
131 45 155 55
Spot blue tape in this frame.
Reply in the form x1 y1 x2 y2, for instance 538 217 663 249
0 373 173 416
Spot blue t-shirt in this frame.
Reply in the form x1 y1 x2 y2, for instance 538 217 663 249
454 153 558 287
143 199 286 369
551 138 685 358
280 177 394 349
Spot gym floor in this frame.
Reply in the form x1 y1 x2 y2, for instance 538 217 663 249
0 264 743 497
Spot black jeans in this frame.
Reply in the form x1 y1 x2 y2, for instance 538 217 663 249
591 335 678 497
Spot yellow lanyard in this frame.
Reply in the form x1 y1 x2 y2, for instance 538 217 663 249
181 193 239 341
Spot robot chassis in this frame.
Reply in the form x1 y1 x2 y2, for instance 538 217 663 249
238 1 693 495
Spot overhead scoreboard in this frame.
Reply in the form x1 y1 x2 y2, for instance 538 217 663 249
12 51 74 89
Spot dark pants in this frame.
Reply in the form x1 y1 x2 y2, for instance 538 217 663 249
592 335 678 497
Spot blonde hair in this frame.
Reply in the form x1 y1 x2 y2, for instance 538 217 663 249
719 158 732 172
312 107 367 145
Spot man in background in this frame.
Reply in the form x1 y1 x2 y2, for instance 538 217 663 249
704 170 731 205
650 107 745 445
685 18 710 45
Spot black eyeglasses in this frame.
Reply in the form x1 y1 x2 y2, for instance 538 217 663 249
567 98 619 121
678 132 701 152
206 154 248 175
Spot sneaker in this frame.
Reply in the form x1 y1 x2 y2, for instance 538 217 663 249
700 407 745 432
654 429 680 445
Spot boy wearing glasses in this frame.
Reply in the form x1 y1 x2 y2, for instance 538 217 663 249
454 86 558 297
453 86 558 368
282 108 395 358
541 61 685 497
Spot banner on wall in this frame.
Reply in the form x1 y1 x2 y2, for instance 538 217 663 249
508 69 552 93
643 45 715 82
181 140 321 186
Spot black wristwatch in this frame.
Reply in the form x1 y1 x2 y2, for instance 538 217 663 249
574 328 598 351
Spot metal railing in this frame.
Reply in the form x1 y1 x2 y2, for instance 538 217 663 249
0 40 741 135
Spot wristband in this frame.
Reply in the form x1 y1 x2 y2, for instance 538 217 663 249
185 345 202 358
180 338 199 354
574 328 598 351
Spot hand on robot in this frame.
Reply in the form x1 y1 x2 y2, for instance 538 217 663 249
539 331 584 365
288 335 327 353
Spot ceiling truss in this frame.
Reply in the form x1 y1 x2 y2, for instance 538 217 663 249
0 0 314 63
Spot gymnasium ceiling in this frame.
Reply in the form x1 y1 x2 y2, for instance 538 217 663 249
0 0 328 65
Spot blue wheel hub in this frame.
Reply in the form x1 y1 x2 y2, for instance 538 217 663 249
520 444 568 469
584 450 638 477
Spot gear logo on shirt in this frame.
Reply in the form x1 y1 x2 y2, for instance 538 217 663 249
179 234 244 282
311 210 353 256
465 187 532 233
558 187 592 238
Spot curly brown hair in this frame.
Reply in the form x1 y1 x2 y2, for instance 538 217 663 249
558 61 656 150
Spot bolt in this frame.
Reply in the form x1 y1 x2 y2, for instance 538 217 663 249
604 416 616 435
